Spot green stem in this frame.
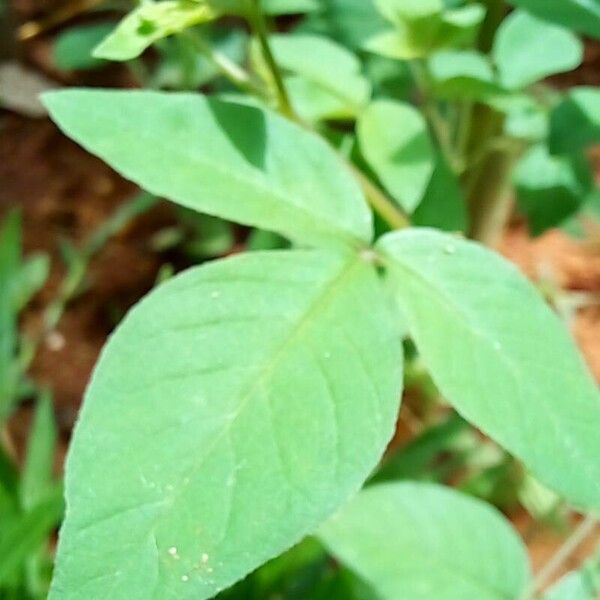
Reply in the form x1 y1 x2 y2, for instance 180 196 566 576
183 32 267 99
247 0 295 118
478 0 507 52
466 146 519 246
409 60 457 172
455 100 473 171
350 166 409 230
520 514 599 600
187 25 408 231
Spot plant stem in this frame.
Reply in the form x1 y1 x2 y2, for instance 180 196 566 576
183 32 267 99
188 26 408 231
350 165 409 230
246 0 295 119
466 146 519 246
455 101 473 171
520 514 599 600
409 60 457 172
478 0 507 52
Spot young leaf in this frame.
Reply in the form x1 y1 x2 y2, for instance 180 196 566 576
358 100 434 213
493 10 583 90
319 482 530 600
515 144 593 235
377 228 600 509
49 249 403 600
365 2 485 60
550 87 600 155
266 34 371 121
43 90 372 249
93 1 219 61
506 0 600 40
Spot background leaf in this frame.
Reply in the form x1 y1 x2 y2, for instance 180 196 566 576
365 2 485 59
266 34 371 121
427 50 502 100
515 144 593 235
319 482 530 600
53 23 114 71
493 10 583 90
377 228 600 509
299 0 387 51
20 391 58 511
261 0 319 14
358 100 434 213
0 211 21 422
43 90 372 249
412 154 468 232
549 87 600 155
506 0 600 39
50 249 403 600
0 487 64 587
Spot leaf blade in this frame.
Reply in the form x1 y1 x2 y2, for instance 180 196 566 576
50 249 403 599
319 482 530 600
42 90 372 249
378 228 600 509
493 10 583 89
358 100 434 213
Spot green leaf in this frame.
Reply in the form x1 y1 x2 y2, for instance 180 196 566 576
412 154 468 232
267 34 371 121
261 0 319 14
374 0 442 24
43 90 372 249
493 10 583 90
0 487 64 586
550 87 600 154
319 482 530 600
366 3 485 59
53 23 115 71
299 0 387 51
0 211 21 422
0 446 19 519
93 1 219 61
428 50 502 100
14 253 49 311
49 249 403 600
20 391 57 510
371 413 469 483
358 100 434 213
506 0 600 40
377 228 600 509
515 144 593 235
